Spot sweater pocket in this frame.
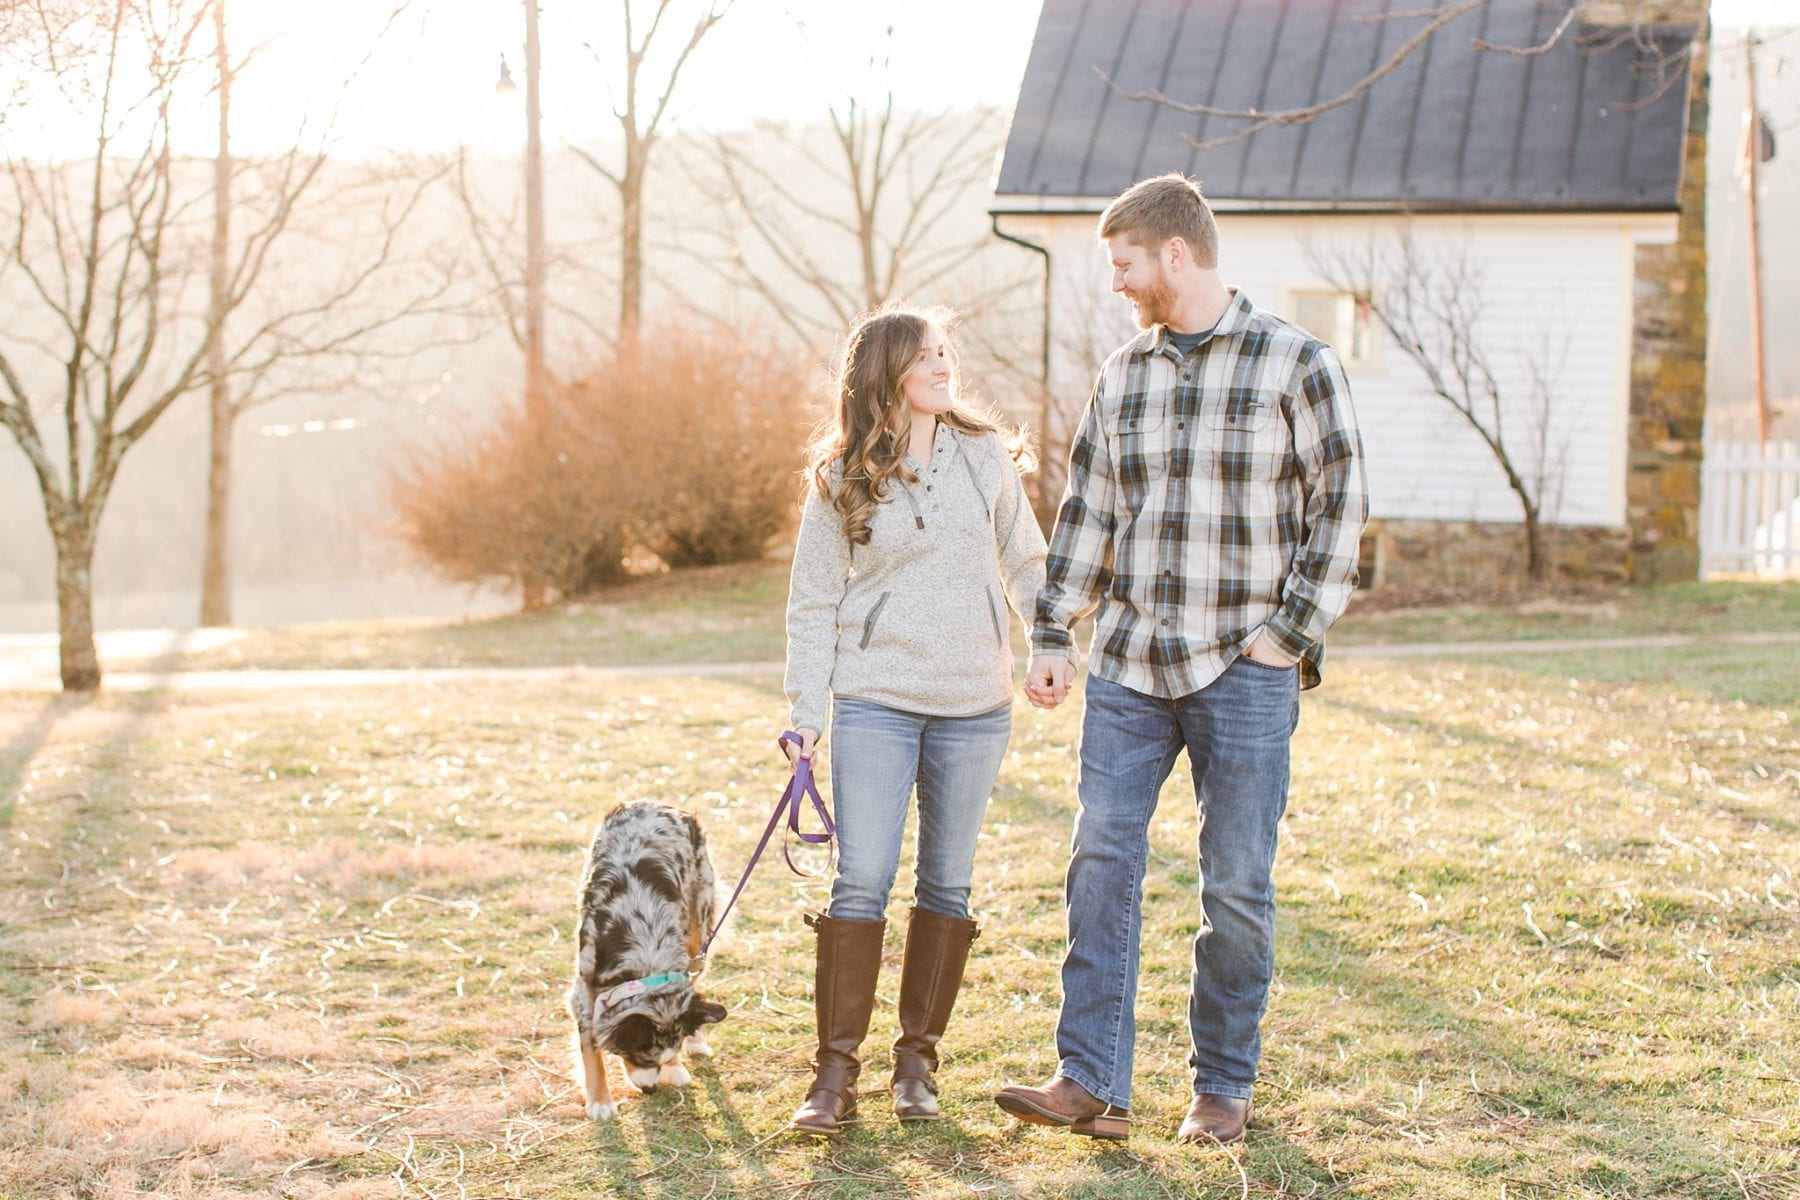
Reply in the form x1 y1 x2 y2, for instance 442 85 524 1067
858 588 1005 667
859 592 892 650
985 585 1004 648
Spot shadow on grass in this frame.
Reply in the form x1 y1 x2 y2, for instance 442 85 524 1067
1275 910 1779 1196
0 695 78 831
2 683 171 839
577 1060 795 1198
1313 686 1797 836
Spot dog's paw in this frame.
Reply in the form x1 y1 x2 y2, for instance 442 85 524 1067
682 1033 714 1058
586 1101 619 1122
660 1062 692 1088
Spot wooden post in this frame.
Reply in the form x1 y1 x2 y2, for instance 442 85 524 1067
1744 35 1769 451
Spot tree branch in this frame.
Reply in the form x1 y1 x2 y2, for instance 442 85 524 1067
1099 0 1494 152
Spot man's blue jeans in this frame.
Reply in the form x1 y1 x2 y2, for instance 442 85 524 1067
825 697 1013 922
1055 661 1299 1109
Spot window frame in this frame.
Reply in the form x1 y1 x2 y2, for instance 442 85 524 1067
1281 284 1382 373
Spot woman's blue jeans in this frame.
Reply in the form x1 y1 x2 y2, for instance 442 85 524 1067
825 696 1013 922
1055 661 1300 1110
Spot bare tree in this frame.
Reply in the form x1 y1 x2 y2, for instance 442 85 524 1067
449 150 618 364
196 0 463 627
963 292 1132 525
674 93 1011 344
0 1 219 690
0 1 459 687
569 0 730 350
1309 232 1577 579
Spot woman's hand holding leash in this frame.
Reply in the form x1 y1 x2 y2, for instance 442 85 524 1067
782 727 821 768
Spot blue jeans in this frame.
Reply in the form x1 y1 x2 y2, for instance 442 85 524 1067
826 697 1013 922
1056 662 1299 1109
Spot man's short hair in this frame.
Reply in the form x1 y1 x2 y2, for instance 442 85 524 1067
1098 173 1219 269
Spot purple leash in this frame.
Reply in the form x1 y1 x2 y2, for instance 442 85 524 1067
698 731 834 960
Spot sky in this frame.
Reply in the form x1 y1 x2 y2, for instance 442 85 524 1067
198 0 1046 157
3 0 1793 160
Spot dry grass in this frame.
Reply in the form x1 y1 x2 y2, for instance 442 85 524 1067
0 651 1795 1199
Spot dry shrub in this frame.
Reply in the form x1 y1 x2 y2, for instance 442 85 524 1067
560 329 811 568
389 403 630 598
389 327 810 596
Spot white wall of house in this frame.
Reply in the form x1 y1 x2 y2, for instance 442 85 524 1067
993 208 1677 529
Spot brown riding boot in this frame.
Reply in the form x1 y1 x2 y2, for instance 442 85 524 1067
890 907 979 1120
790 912 885 1136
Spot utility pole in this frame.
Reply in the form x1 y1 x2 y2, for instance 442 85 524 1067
1744 34 1769 450
523 0 547 425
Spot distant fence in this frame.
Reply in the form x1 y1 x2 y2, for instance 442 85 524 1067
1701 439 1800 578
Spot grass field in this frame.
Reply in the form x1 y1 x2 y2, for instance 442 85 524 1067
107 564 1800 677
3 638 1796 1198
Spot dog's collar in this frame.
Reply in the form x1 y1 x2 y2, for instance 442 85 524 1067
596 970 690 1012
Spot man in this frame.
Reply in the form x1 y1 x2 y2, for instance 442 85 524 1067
995 173 1367 1145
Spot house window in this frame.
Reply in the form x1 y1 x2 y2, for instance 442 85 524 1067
1289 289 1378 370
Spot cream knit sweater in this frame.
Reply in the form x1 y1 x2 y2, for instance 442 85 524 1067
784 424 1049 738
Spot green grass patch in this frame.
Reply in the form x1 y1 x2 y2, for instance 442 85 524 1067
1 649 1794 1198
140 559 794 672
1333 579 1800 645
1460 640 1800 708
105 568 1800 676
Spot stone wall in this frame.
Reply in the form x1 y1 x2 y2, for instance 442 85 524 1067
1361 519 1632 594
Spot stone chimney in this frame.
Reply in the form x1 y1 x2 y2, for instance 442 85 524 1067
1591 0 1710 581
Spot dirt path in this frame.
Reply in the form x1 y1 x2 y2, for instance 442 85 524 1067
4 631 1799 694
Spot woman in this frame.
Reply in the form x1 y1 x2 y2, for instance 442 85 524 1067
782 304 1047 1135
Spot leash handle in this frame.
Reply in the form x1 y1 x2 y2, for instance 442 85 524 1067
780 732 835 858
698 731 835 959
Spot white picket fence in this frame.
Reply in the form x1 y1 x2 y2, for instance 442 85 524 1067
1701 439 1800 578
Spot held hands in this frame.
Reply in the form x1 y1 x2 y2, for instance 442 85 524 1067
1023 653 1073 710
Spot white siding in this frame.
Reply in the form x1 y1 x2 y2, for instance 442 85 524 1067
995 210 1676 529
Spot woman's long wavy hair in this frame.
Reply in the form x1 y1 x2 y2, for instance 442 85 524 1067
807 303 1033 546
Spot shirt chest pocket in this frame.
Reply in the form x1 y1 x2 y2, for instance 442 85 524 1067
1204 390 1286 475
1206 390 1276 434
1111 409 1172 500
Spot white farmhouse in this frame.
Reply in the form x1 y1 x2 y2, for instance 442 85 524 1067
991 0 1706 587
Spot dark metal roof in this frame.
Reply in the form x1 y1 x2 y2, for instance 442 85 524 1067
994 0 1696 211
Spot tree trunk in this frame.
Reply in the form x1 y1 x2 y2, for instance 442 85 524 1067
200 0 234 626
1523 507 1546 582
619 159 643 351
200 395 234 625
52 519 101 692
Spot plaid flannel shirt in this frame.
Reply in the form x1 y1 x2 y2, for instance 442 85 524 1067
1032 289 1368 695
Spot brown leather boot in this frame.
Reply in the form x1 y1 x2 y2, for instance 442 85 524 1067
789 912 885 1136
889 907 979 1120
994 1075 1131 1140
1176 1094 1252 1145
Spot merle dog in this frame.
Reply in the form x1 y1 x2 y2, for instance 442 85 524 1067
569 802 727 1121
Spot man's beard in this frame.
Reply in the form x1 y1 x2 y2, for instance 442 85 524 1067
1127 269 1178 329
